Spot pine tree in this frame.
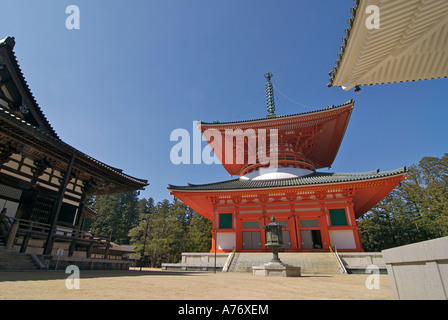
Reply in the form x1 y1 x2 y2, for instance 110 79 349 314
358 154 448 251
87 191 140 244
128 197 212 267
184 211 212 252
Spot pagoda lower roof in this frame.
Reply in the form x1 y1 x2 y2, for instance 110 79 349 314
169 167 407 220
168 167 407 191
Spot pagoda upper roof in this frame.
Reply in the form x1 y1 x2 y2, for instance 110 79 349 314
199 99 354 127
199 100 355 175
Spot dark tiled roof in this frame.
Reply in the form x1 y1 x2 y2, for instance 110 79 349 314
199 99 355 126
0 36 59 138
0 36 148 190
168 167 407 191
0 103 148 188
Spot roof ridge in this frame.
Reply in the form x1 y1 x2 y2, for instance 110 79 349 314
199 99 355 126
0 35 59 139
0 36 16 49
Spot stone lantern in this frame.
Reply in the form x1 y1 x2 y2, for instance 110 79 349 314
252 215 301 277
263 216 284 263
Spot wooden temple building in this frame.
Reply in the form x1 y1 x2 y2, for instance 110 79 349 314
169 72 407 253
0 37 148 268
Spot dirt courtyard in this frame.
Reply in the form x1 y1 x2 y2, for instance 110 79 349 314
0 268 392 300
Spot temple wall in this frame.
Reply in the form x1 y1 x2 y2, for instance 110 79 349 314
212 195 362 252
217 232 235 251
329 230 357 250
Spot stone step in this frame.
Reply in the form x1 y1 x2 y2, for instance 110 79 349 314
229 252 341 274
0 249 40 270
162 252 229 271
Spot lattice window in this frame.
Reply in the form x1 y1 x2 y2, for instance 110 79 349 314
0 184 22 201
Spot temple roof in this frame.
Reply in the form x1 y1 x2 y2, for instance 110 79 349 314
169 167 407 219
0 36 59 138
168 167 407 191
0 104 148 194
199 100 354 175
199 99 354 126
0 36 148 195
328 0 448 90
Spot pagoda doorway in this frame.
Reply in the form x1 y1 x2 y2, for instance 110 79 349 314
300 230 323 250
242 231 261 250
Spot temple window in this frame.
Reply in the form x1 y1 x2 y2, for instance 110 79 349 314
219 213 233 229
329 208 348 226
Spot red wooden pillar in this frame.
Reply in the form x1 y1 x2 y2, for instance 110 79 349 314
235 212 243 251
286 192 299 251
258 194 269 252
209 197 219 253
318 193 331 251
288 214 299 251
295 215 302 251
347 200 363 251
259 214 267 251
295 215 303 251
318 212 330 250
210 214 217 253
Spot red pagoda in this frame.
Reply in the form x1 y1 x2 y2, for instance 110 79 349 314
168 72 407 253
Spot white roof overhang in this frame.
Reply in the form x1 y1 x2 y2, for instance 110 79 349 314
329 0 448 90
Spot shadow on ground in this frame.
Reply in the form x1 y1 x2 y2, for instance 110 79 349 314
0 268 334 282
0 269 209 282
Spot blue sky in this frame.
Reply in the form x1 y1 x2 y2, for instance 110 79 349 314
1 0 447 203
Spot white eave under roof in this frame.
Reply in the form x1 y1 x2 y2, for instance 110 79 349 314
329 0 448 91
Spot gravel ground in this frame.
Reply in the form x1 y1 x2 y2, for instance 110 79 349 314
0 268 392 300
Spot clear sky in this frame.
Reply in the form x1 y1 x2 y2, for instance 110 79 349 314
1 0 447 203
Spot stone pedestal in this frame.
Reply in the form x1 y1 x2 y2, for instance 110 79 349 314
252 261 301 277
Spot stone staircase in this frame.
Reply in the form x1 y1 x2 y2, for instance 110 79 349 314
0 249 44 270
228 252 341 274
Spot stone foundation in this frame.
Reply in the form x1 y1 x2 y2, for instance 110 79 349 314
252 261 301 277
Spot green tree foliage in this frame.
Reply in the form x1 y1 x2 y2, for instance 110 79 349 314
128 197 212 267
358 154 448 251
86 192 211 267
86 191 140 244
